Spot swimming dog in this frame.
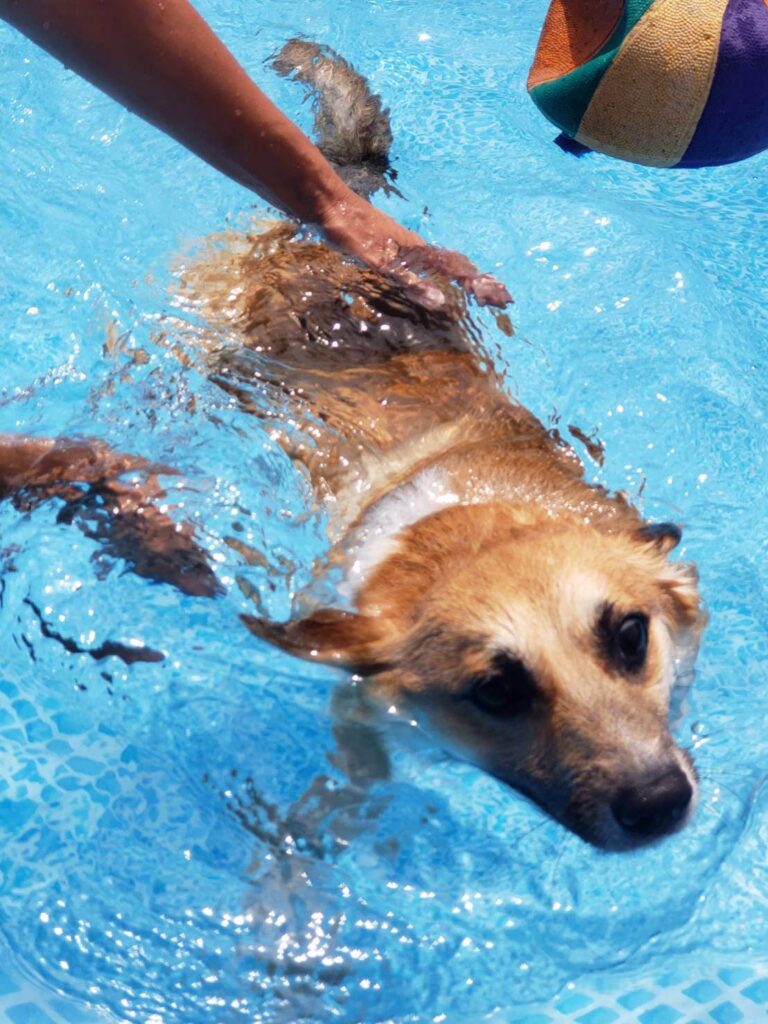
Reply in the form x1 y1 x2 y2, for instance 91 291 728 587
174 42 706 851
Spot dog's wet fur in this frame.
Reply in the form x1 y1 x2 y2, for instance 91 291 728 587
271 38 397 200
0 435 220 599
172 41 706 852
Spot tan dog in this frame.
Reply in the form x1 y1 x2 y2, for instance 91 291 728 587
176 215 705 851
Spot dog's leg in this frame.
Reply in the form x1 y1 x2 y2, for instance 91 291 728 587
0 434 221 597
225 686 392 990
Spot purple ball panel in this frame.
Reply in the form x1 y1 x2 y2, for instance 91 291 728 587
680 0 768 167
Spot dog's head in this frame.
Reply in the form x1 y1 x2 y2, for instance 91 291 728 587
244 504 704 851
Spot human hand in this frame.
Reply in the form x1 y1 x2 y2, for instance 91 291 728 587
317 190 512 310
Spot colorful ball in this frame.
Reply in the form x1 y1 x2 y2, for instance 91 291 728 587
527 0 768 168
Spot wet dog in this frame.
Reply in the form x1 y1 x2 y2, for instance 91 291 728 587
174 40 706 851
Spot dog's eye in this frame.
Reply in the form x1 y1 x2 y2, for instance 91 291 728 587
615 614 648 670
469 658 537 717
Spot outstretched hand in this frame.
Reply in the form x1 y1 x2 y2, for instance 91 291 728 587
317 191 512 310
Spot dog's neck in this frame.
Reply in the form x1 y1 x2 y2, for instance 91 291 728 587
337 442 632 600
339 465 461 598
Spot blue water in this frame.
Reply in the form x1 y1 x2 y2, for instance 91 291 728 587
1 1 768 1021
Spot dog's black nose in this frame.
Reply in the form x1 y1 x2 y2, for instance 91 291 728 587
611 767 693 838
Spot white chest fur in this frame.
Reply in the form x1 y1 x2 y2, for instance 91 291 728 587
340 467 460 598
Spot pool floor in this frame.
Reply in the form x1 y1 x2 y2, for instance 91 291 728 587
3 951 768 1023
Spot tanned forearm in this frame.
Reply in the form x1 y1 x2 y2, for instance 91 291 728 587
0 0 349 222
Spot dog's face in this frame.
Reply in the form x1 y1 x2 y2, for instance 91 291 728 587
244 507 704 851
373 517 703 851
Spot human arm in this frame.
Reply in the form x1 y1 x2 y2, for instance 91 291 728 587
0 0 510 306
0 0 350 223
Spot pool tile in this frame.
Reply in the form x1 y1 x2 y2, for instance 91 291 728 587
654 969 689 989
618 988 654 1011
5 1004 59 1024
24 720 53 743
576 1007 619 1024
710 1002 745 1024
555 991 592 1014
682 979 722 1004
741 978 768 1004
638 1006 683 1024
0 965 21 997
717 967 754 987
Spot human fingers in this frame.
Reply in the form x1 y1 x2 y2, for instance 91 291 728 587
385 245 512 309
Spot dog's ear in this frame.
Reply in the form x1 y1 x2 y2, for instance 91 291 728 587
657 560 704 630
240 608 389 671
632 522 703 631
637 521 683 555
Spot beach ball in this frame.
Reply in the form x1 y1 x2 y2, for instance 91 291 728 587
527 0 768 167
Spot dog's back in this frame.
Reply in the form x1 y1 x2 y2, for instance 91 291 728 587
176 222 583 528
174 43 613 526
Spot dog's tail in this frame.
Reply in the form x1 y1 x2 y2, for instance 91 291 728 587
271 38 400 200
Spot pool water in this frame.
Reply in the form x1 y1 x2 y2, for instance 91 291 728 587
1 1 768 1021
